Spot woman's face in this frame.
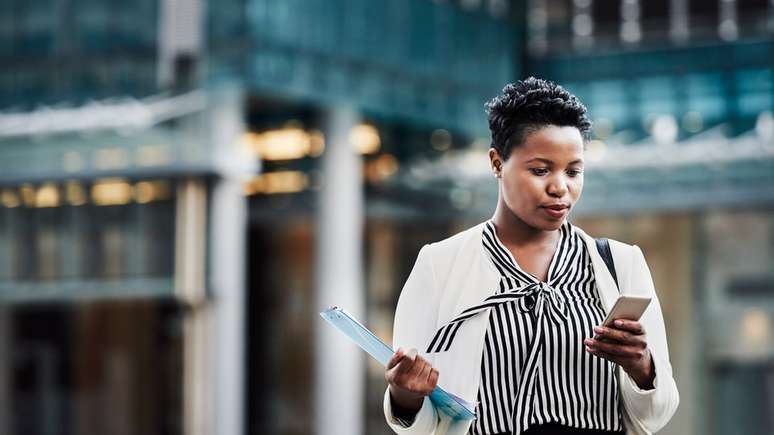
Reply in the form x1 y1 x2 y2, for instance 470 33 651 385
489 125 585 231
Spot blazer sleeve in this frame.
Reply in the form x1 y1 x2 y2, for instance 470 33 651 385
384 244 442 434
618 245 680 433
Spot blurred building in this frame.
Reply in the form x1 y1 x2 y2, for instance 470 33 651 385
0 1 772 435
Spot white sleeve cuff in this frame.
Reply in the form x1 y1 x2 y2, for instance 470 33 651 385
384 389 438 434
619 348 678 432
623 352 660 395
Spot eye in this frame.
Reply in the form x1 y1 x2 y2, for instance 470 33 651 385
567 169 584 177
530 168 549 176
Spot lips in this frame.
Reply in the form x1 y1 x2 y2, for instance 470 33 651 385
542 204 569 219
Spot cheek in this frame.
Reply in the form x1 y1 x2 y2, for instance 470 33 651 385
570 176 584 195
503 173 544 201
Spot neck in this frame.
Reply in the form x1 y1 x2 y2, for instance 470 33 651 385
491 198 559 248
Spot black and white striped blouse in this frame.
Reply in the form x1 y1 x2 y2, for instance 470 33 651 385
478 219 622 434
427 220 623 435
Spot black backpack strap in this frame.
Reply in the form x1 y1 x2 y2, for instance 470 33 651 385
595 238 620 291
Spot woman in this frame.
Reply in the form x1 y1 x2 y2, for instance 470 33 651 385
383 78 679 435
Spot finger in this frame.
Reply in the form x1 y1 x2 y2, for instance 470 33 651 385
585 345 620 365
386 348 405 370
416 362 433 394
612 319 645 335
393 352 419 376
586 338 641 358
593 326 634 344
405 354 428 379
428 368 440 390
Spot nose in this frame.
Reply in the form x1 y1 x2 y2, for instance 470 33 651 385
547 175 568 198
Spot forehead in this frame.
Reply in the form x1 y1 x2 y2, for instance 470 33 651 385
512 125 584 162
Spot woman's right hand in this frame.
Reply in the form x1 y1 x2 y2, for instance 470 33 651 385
385 347 440 415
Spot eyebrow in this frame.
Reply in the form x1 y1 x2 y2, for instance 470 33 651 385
525 157 584 165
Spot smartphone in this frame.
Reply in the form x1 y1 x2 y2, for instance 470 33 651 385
600 296 652 328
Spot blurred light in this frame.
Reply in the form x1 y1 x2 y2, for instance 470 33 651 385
309 129 326 157
94 147 130 170
572 14 593 36
63 151 83 172
651 115 678 145
1 189 20 208
430 129 452 151
621 22 641 42
586 140 607 163
621 0 640 20
243 171 309 195
593 118 614 139
365 154 399 183
349 124 381 155
741 308 770 344
449 187 473 210
682 111 704 133
66 181 87 206
92 178 133 205
0 91 205 137
135 180 172 203
242 129 312 161
20 184 36 207
529 7 548 29
719 19 738 41
756 111 773 142
137 145 171 167
35 182 60 208
620 0 641 43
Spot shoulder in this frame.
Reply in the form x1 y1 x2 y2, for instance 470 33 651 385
572 223 650 278
572 223 638 253
423 221 487 258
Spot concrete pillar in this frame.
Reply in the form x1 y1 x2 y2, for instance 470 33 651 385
314 107 365 435
210 177 247 435
207 87 256 435
177 177 210 435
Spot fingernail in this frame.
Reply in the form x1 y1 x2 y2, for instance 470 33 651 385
593 326 603 333
615 320 623 326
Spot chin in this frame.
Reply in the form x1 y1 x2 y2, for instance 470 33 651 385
536 217 565 231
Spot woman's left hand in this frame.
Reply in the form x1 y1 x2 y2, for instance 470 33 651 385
584 319 655 390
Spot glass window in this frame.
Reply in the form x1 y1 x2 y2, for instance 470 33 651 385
9 301 184 435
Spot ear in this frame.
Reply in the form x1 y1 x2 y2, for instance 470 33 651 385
488 148 503 177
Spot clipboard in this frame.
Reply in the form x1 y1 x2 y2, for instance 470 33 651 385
320 306 476 421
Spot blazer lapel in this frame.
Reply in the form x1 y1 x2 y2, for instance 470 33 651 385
432 223 499 404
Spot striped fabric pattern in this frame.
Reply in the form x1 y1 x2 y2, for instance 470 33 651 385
428 220 622 435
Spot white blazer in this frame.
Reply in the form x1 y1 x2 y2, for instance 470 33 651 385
383 221 679 435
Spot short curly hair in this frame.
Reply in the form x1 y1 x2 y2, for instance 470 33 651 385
485 77 592 160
